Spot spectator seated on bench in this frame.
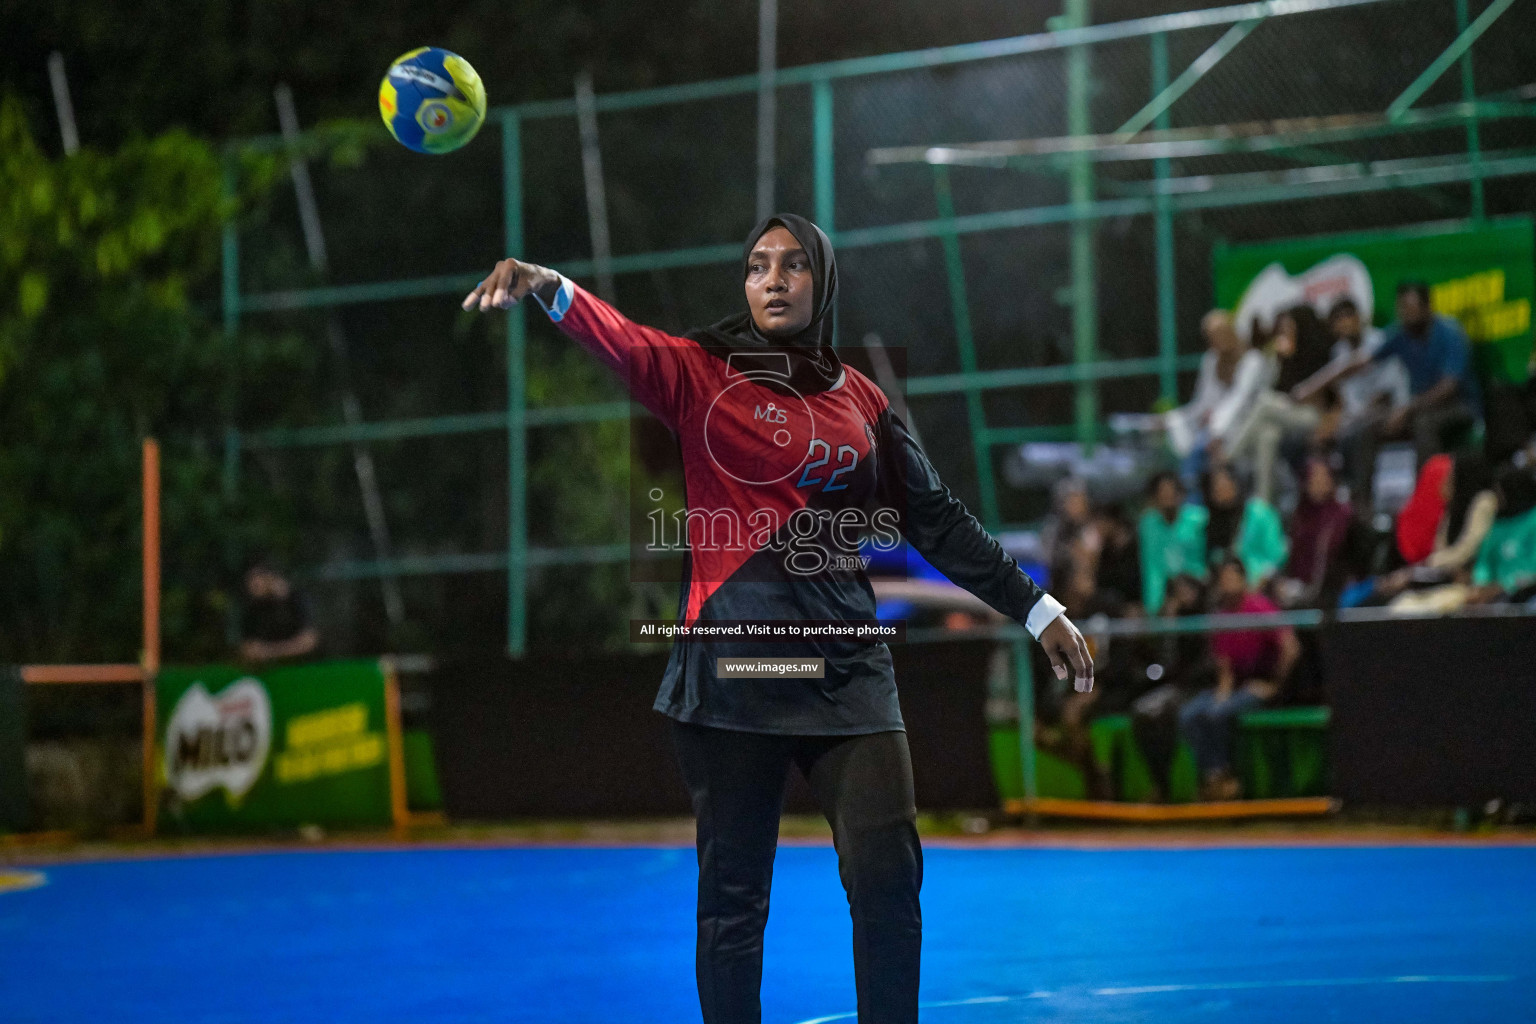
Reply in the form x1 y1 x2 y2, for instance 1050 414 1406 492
1178 555 1299 802
1139 471 1208 616
1463 465 1536 608
1275 457 1354 609
1302 281 1482 506
1202 463 1288 591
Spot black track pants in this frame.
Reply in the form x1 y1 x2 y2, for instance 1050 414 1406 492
671 720 923 1024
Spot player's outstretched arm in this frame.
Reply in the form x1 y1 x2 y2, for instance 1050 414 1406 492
462 258 690 430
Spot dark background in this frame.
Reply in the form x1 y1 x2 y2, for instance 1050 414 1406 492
430 640 1000 816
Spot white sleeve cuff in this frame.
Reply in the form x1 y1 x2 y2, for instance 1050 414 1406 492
1025 593 1067 641
530 272 575 322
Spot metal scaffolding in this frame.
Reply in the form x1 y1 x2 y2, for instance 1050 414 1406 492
218 0 1534 657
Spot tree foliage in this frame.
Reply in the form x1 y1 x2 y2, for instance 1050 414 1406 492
0 95 310 662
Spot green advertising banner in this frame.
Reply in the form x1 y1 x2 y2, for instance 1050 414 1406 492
157 660 394 830
1214 218 1534 384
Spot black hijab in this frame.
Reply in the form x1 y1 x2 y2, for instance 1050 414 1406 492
1274 304 1335 394
684 213 844 396
1444 451 1493 541
1203 466 1245 561
1495 464 1536 520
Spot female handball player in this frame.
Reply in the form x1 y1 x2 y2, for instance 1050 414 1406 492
463 213 1093 1024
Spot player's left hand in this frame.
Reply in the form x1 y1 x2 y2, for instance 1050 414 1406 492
1040 614 1094 693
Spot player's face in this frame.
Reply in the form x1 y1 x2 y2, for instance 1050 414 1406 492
746 227 816 339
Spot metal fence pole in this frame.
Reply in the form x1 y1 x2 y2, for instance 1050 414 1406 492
813 79 835 234
813 77 837 348
1454 0 1485 220
756 0 778 222
1151 31 1179 405
1064 0 1100 450
220 155 243 649
933 165 1001 529
1012 637 1038 810
221 161 241 343
502 111 529 657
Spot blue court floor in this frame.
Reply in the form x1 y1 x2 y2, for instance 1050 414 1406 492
1 843 1533 1023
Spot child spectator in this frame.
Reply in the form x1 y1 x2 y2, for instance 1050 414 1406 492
1178 556 1299 801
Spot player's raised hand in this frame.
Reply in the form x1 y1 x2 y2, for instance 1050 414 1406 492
462 258 554 312
1040 613 1094 693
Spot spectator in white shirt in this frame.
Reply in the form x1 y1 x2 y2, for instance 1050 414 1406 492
1166 310 1269 487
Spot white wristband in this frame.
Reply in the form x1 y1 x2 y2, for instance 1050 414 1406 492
530 272 575 322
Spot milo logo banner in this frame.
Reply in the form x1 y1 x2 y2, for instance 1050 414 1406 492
157 661 393 829
1214 218 1534 384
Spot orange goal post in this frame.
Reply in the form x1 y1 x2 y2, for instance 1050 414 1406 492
17 438 160 836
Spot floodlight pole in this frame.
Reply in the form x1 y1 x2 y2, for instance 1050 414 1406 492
1151 32 1178 406
47 52 79 155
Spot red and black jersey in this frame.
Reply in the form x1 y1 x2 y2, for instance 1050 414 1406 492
537 275 1063 735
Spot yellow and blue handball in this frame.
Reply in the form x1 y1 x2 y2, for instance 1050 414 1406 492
379 47 487 154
